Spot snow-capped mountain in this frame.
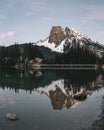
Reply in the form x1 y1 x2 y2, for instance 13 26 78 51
34 26 104 57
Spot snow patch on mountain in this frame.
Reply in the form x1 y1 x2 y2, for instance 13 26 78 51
34 26 104 54
34 79 69 96
34 37 65 53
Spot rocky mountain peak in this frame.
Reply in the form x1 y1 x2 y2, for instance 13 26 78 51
35 26 104 57
65 26 75 39
48 26 65 47
48 26 78 46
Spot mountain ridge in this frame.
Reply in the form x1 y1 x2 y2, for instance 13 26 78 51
34 26 104 58
0 25 104 66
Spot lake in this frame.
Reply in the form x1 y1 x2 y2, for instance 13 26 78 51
0 69 104 130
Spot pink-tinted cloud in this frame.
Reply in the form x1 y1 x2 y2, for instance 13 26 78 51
6 31 14 37
81 12 104 24
87 13 104 20
81 5 104 24
0 31 14 39
0 33 5 39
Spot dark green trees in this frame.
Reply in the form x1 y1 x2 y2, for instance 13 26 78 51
55 39 99 64
0 43 44 67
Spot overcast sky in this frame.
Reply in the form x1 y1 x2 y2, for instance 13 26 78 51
0 0 104 45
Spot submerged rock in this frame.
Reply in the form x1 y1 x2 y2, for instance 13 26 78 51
74 91 87 101
6 113 19 120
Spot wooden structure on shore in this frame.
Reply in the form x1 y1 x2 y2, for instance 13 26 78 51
29 64 97 70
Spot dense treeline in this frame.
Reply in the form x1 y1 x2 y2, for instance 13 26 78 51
55 39 103 64
55 46 98 64
0 43 44 67
0 41 103 67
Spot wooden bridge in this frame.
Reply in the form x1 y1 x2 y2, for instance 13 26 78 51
30 64 97 70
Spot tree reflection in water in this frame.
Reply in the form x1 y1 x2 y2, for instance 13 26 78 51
0 69 104 111
47 74 104 110
34 70 104 110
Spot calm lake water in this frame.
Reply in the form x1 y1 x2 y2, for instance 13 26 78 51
0 69 104 130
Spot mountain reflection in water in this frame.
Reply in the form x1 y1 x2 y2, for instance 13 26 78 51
0 69 104 130
0 69 104 110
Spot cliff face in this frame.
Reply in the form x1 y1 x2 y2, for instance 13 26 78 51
48 26 76 46
48 26 65 47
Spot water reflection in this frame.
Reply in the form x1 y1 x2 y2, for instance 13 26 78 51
0 69 104 110
35 72 104 110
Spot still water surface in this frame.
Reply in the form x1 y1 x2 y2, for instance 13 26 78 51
0 69 104 130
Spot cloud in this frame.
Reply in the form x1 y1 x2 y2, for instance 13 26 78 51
81 13 104 24
80 11 104 25
6 31 14 37
0 33 5 39
0 31 14 39
80 5 104 23
87 13 104 21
